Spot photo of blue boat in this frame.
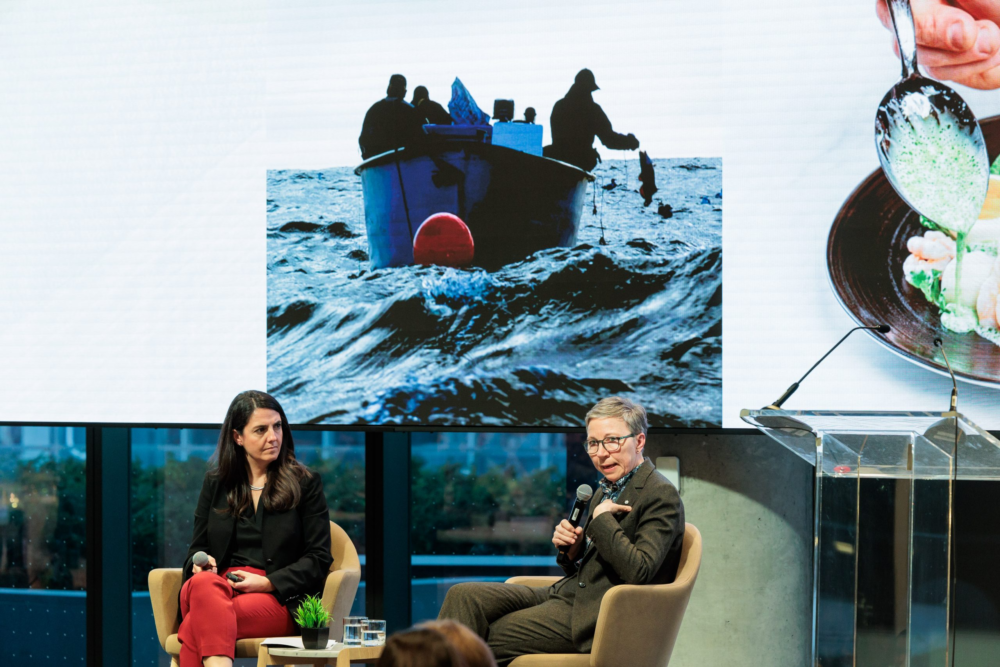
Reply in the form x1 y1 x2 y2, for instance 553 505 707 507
267 67 721 427
356 140 593 269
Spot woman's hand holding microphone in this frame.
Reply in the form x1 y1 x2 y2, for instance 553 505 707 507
192 551 217 574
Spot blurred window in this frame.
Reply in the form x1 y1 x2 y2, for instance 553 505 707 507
410 433 569 621
0 426 88 665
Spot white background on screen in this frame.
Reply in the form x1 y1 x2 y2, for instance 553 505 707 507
3 0 1000 426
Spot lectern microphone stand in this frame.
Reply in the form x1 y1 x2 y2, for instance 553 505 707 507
741 409 1000 667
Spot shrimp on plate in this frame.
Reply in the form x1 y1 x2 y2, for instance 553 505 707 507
902 231 955 275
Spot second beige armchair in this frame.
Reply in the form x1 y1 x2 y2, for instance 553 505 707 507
506 523 702 667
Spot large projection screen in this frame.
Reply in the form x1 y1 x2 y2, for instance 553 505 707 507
3 0 1000 427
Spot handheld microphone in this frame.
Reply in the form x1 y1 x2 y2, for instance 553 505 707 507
933 338 958 412
766 325 891 409
193 551 210 570
559 484 594 554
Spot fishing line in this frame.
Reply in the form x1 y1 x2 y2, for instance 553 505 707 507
393 149 415 242
599 179 607 246
590 177 607 245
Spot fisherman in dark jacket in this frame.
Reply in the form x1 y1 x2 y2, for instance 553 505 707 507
359 74 424 159
543 69 640 172
412 85 453 126
438 397 684 665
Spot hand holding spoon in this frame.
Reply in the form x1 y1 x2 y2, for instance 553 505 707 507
875 0 989 237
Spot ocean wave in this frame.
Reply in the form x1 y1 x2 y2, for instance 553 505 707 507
267 158 722 426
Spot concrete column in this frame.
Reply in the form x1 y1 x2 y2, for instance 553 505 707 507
644 431 813 667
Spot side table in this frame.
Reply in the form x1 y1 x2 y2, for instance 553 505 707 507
258 642 383 667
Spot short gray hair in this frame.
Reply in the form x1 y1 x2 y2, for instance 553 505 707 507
585 396 648 436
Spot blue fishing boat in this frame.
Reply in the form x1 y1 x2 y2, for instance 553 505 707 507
354 139 594 269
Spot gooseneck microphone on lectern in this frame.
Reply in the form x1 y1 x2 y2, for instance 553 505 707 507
766 325 891 409
558 484 594 554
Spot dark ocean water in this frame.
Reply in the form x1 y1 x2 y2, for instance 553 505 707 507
267 158 722 427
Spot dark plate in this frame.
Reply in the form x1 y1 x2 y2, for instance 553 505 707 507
828 114 1000 386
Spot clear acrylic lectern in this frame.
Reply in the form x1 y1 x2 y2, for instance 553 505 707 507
741 409 1000 667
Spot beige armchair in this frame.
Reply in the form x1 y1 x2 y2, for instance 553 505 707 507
148 521 362 667
506 523 701 667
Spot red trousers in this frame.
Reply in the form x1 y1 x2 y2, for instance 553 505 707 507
178 567 296 667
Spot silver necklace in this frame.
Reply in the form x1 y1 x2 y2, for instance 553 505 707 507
250 484 264 491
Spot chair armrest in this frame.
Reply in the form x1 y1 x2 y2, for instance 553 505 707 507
505 576 562 588
322 567 361 641
591 583 694 667
148 568 183 651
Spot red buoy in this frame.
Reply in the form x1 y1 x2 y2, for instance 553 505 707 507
413 212 475 267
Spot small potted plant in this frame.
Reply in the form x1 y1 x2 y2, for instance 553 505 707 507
293 595 332 650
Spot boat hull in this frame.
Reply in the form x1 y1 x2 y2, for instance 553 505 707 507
355 142 593 269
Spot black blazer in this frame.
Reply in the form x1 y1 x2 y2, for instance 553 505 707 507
182 469 333 614
554 458 684 653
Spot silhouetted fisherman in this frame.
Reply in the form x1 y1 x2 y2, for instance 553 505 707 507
638 151 658 206
514 107 537 124
359 74 424 159
543 69 639 172
411 85 453 126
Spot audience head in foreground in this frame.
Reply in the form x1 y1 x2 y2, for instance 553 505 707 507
419 620 498 667
377 627 468 667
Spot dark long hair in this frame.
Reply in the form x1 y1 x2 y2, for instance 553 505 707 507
377 628 467 667
212 390 309 516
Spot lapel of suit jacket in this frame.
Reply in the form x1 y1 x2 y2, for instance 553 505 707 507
577 488 603 563
614 458 654 511
213 484 236 560
584 486 605 528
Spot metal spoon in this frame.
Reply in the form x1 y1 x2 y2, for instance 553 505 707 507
875 0 989 236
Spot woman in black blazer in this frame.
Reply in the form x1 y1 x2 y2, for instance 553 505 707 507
176 390 333 667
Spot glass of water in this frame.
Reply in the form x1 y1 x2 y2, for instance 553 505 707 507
365 619 386 645
362 629 380 646
343 622 363 647
342 615 367 641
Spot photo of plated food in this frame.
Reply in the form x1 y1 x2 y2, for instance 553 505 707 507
828 116 1000 386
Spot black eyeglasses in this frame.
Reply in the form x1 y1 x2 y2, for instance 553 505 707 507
584 434 635 454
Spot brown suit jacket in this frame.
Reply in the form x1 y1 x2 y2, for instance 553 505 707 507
554 458 685 653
